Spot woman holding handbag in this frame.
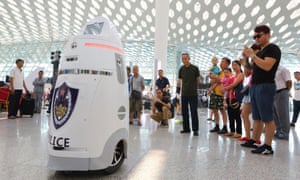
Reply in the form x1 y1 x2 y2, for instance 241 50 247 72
222 60 244 138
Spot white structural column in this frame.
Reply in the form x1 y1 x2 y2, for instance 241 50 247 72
154 0 169 82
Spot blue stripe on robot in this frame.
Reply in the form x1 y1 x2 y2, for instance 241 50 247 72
52 82 79 129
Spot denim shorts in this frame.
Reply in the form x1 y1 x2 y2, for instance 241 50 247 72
250 83 276 122
242 95 251 104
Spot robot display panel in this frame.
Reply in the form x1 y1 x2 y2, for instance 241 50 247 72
83 22 104 35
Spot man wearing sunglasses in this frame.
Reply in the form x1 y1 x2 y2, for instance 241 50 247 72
241 25 281 155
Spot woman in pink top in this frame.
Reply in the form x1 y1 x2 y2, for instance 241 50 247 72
223 60 244 138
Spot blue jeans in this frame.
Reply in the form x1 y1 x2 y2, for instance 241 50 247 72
292 99 300 123
181 96 199 132
250 83 276 122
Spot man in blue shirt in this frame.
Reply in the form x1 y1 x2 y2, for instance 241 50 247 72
155 69 170 95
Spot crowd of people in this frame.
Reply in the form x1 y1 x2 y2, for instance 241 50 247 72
127 24 300 156
4 25 300 156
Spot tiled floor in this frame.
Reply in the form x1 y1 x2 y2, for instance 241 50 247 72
0 108 299 180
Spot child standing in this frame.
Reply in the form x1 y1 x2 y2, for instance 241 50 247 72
208 57 221 94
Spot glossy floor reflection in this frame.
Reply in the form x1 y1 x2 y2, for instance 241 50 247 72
0 108 300 179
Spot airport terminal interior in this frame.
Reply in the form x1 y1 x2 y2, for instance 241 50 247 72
1 0 300 179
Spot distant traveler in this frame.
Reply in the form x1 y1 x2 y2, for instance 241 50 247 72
155 69 170 96
33 70 46 113
8 59 29 119
129 65 145 126
273 65 292 140
177 53 200 136
291 71 300 127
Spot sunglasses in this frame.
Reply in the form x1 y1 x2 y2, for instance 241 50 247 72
253 33 264 40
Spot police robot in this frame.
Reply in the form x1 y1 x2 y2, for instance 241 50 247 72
48 17 128 174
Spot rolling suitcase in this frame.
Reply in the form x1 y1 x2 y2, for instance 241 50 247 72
20 94 35 117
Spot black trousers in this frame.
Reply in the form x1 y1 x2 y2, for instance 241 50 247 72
181 95 199 132
227 99 242 134
8 90 22 116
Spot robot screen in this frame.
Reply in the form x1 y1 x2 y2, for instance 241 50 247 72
83 22 104 35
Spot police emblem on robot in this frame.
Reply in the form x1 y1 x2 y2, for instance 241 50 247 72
52 82 79 129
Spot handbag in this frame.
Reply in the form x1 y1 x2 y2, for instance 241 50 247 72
240 85 249 95
131 90 142 99
228 99 240 109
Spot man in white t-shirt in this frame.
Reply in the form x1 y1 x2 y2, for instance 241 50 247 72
291 71 300 127
273 65 292 140
8 59 29 119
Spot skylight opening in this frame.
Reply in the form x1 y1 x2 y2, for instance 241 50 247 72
256 15 265 24
194 2 201 13
202 11 209 21
8 3 20 12
244 0 253 8
141 0 148 10
107 0 115 9
135 8 143 17
120 7 127 16
141 20 147 28
34 2 45 10
232 4 240 16
290 9 300 19
266 0 276 9
124 0 131 10
131 14 137 22
193 17 200 26
76 7 85 16
76 0 86 10
146 15 152 23
275 16 285 26
185 10 192 19
176 1 183 12
62 1 71 10
270 7 281 18
48 1 58 10
213 3 220 14
92 0 100 9
251 6 260 16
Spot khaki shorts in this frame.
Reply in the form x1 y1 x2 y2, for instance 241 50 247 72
130 97 143 112
151 106 171 122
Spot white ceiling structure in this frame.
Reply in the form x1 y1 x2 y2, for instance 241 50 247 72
0 0 300 79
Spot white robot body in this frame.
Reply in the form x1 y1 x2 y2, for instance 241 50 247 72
48 17 128 173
